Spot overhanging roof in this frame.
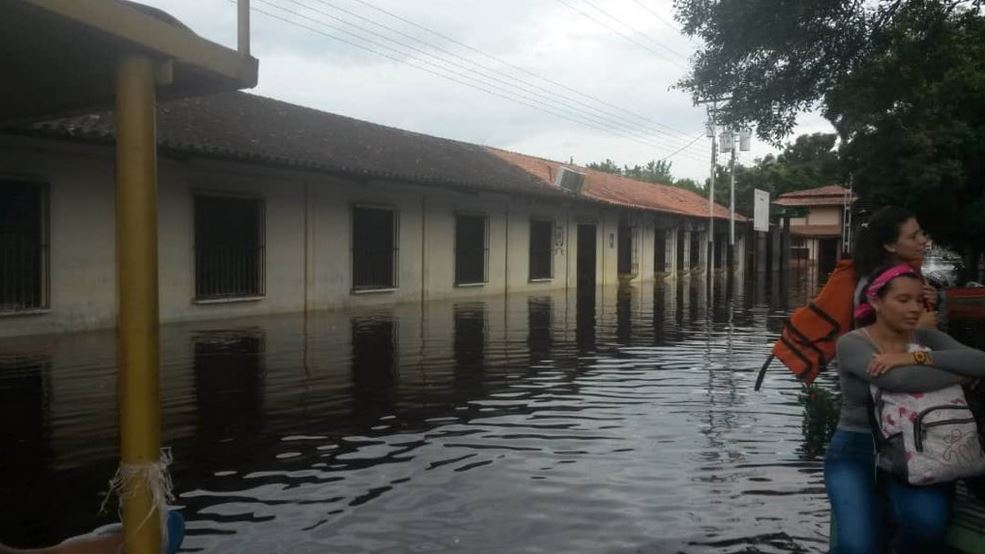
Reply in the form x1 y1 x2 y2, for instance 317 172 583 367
0 0 258 123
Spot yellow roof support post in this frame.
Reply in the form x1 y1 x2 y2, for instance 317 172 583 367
1 5 258 549
115 54 163 554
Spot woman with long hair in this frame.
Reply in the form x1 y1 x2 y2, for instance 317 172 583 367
829 264 985 553
852 206 937 326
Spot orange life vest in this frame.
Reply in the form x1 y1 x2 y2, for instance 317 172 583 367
755 259 857 389
754 258 931 390
777 259 858 384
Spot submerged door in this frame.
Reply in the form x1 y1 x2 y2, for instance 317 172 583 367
577 224 597 289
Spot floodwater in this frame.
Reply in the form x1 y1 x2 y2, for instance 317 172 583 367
2 272 979 553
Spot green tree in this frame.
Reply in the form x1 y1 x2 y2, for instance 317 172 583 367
675 0 985 268
624 160 675 184
586 157 703 194
830 11 985 271
674 0 981 142
586 158 621 174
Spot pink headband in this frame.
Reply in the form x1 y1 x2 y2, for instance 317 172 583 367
853 263 919 322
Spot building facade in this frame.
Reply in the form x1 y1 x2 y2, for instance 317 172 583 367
774 184 855 278
0 93 742 338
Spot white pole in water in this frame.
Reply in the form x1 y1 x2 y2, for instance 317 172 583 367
706 104 717 277
728 138 736 248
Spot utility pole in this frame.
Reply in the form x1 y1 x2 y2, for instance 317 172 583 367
706 103 718 279
724 128 752 270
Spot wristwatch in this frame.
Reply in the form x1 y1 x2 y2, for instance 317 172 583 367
913 350 932 365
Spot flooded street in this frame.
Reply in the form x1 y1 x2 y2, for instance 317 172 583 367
0 273 916 553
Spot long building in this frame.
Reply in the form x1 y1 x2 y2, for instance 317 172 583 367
0 92 743 337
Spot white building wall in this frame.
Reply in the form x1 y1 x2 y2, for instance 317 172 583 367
2 140 657 337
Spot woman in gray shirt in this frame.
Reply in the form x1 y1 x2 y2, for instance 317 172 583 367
829 264 985 553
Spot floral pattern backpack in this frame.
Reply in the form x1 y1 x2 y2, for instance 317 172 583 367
869 342 985 485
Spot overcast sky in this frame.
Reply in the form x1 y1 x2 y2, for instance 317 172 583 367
142 0 835 182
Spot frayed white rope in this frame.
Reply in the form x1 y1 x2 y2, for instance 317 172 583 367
101 448 175 552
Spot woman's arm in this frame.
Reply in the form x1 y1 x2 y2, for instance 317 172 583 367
837 333 965 392
917 329 985 377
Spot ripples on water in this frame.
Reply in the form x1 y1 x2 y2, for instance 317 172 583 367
4 271 960 553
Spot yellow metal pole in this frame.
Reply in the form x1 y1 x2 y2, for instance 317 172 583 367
115 54 162 554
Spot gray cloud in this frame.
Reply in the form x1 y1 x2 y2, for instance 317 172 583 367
143 0 835 181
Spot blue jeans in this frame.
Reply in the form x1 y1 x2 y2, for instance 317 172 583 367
824 428 954 554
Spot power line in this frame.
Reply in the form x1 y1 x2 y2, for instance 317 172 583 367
579 0 691 63
660 132 706 162
275 0 708 159
340 0 697 140
246 1 710 161
629 0 697 45
554 0 689 70
295 0 703 153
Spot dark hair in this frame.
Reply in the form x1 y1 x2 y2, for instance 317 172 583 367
852 206 917 277
855 263 923 326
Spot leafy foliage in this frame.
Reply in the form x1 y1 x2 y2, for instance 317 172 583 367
675 0 985 261
585 158 704 194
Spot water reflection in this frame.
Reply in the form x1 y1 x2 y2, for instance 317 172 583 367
0 354 50 541
351 317 398 422
575 290 596 353
0 273 950 552
527 297 552 363
193 329 266 450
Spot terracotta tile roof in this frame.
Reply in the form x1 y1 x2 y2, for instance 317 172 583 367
780 184 851 197
775 184 857 207
486 148 741 221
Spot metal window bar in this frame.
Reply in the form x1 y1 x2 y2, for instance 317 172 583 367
529 219 553 280
194 195 265 300
0 182 47 312
455 214 487 284
352 206 397 290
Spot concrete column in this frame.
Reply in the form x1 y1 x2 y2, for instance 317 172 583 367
756 232 768 274
770 226 781 274
682 230 692 275
698 229 710 274
664 228 677 278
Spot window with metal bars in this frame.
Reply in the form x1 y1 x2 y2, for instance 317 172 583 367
455 214 488 285
529 219 553 280
352 206 398 290
194 195 265 300
0 181 48 312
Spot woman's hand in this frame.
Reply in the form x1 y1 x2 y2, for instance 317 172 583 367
868 352 918 376
923 282 939 308
917 309 939 329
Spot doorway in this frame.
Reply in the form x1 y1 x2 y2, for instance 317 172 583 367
577 224 597 290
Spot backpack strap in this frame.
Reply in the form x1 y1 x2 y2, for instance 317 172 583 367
866 387 889 452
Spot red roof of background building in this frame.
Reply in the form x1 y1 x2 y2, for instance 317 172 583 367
774 184 857 207
487 148 742 221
